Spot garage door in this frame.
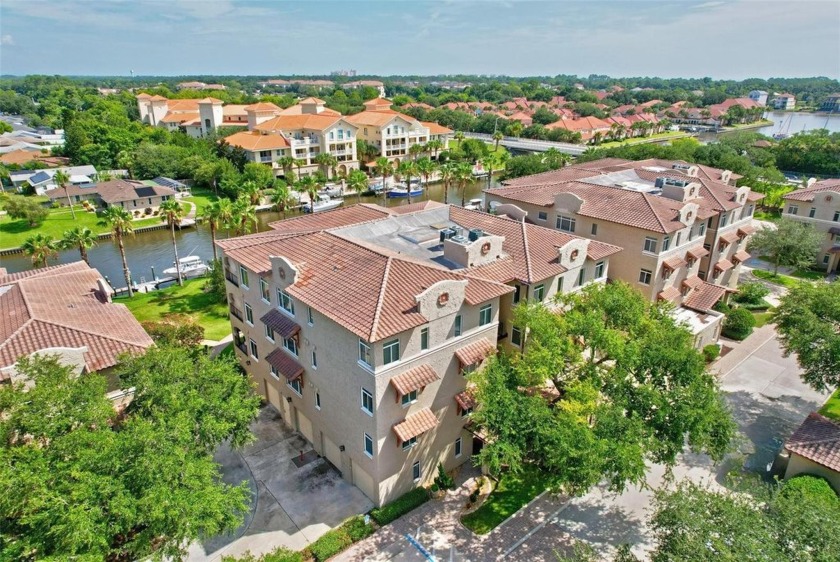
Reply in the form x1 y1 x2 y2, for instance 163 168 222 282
323 434 342 470
297 410 314 444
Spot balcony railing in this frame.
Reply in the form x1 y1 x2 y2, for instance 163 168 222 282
260 156 273 163
236 341 247 354
229 304 244 321
225 270 240 287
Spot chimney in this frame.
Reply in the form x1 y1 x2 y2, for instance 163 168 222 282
97 278 114 303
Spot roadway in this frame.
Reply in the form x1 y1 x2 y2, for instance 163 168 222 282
462 131 588 156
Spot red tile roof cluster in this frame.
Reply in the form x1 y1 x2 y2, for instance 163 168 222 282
785 413 840 472
393 407 438 442
0 262 152 374
682 282 727 313
784 179 840 202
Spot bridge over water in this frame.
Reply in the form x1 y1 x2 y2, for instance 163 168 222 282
462 132 588 156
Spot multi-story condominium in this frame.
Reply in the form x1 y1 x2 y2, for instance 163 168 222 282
820 94 840 113
782 178 840 273
224 98 360 179
772 93 796 110
217 201 619 506
136 94 248 137
486 158 764 348
345 98 452 163
748 90 769 106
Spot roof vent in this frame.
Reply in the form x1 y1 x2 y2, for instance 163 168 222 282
468 228 484 242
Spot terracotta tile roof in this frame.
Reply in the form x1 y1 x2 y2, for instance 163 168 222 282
737 225 757 237
658 285 681 302
260 310 301 339
165 99 200 111
245 102 282 112
663 255 687 270
686 246 710 260
498 166 603 188
455 390 476 411
420 121 453 135
344 109 414 128
393 407 438 442
0 262 152 372
390 364 440 396
683 282 727 312
682 275 703 290
388 200 447 215
455 338 496 366
784 179 840 202
719 231 740 244
267 204 392 234
785 413 840 472
160 112 200 124
277 103 341 117
254 113 347 132
265 349 304 381
225 131 289 151
714 259 734 272
732 250 751 263
299 96 327 105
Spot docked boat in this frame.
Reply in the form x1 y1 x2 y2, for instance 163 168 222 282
163 256 209 278
304 194 344 213
368 180 386 193
464 198 484 211
386 183 423 198
318 183 343 197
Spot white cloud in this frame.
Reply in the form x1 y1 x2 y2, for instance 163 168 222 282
1 35 14 46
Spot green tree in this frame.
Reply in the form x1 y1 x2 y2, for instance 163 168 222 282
346 169 369 202
268 180 296 217
426 138 444 160
61 226 97 266
722 307 756 340
438 162 455 205
201 199 233 261
100 205 135 297
397 160 418 204
454 162 474 207
415 157 437 191
373 157 394 203
231 195 257 235
159 198 186 285
492 130 504 151
773 282 840 391
295 175 320 213
314 153 338 179
52 169 76 219
22 233 59 267
3 194 49 226
0 351 259 561
240 179 262 205
142 314 205 347
748 219 823 274
276 155 296 180
242 161 275 189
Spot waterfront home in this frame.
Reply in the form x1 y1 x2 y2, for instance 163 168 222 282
136 95 248 137
772 93 796 110
748 90 769 106
9 165 98 195
47 179 177 215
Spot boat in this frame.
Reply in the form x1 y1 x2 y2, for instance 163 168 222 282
163 256 209 278
368 180 386 193
773 114 793 140
471 165 489 178
464 198 484 211
318 183 343 197
304 194 344 213
386 183 423 198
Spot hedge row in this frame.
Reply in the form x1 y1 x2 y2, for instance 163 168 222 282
305 515 375 562
370 487 431 526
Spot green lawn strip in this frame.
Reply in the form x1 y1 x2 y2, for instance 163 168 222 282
446 140 510 170
752 310 774 328
596 130 689 149
119 278 231 341
461 465 551 535
751 269 809 289
183 188 219 215
819 389 840 422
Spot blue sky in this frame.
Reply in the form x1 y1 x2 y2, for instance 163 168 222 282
1 0 838 79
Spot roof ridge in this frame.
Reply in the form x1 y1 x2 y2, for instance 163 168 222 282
641 193 668 233
520 220 534 283
369 257 393 341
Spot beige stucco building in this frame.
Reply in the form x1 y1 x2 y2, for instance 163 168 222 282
485 158 764 349
784 413 840 494
782 178 840 273
217 201 620 506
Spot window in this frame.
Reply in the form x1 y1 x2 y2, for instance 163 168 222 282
401 389 418 406
249 339 259 360
594 261 605 279
278 289 295 315
513 285 521 304
644 237 658 253
479 304 492 326
288 378 302 396
834 211 840 222
556 215 576 233
675 232 681 246
537 211 547 221
308 306 314 325
420 327 429 350
383 339 400 365
720 213 729 227
454 315 462 337
245 303 254 325
352 342 371 371
699 223 706 236
533 284 545 301
269 365 279 379
748 205 754 216
402 436 417 451
699 270 706 280
315 392 321 410
591 223 598 236
689 227 696 241
460 403 473 417
639 269 652 285
662 236 671 251
283 336 298 356
364 433 374 457
260 278 270 303
557 276 563 292
577 268 585 287
787 205 799 215
240 266 249 288
311 350 317 369
412 461 421 480
511 326 522 347
264 324 274 342
809 207 817 218
823 255 830 265
361 388 374 415
455 437 462 457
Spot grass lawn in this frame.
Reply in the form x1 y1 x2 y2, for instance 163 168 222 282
819 389 840 422
446 140 510 170
0 205 160 250
752 310 775 328
596 130 690 149
119 277 231 341
183 188 219 216
753 209 781 222
461 465 551 535
752 269 809 289
725 119 774 130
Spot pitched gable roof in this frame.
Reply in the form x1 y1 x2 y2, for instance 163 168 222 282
785 413 840 472
784 179 840 202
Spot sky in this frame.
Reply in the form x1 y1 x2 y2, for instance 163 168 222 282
1 0 839 79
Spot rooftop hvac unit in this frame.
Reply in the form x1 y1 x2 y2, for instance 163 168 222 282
672 163 692 170
439 228 456 243
451 235 468 244
468 228 484 242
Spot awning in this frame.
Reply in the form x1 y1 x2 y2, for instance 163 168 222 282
390 364 440 396
393 408 438 442
732 250 751 263
829 227 840 235
658 285 681 302
455 338 496 366
455 391 477 411
719 231 740 245
687 246 710 259
265 349 304 381
683 282 727 313
829 245 840 254
737 225 757 237
663 255 688 270
260 309 301 339
714 259 734 272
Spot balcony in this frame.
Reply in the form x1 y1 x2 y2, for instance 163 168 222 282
225 270 240 286
260 156 273 163
236 341 247 354
229 304 244 321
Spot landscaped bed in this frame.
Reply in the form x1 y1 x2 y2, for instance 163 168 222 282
460 465 551 535
820 389 840 422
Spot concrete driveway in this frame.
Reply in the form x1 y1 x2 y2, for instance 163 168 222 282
510 327 830 561
188 406 374 561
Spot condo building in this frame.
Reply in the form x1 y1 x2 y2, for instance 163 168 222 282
782 178 840 273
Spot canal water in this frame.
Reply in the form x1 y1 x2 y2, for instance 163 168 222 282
0 178 500 286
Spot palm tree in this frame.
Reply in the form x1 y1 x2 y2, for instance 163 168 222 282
397 160 418 204
201 199 232 261
346 169 369 203
426 139 443 160
159 198 186 285
439 162 455 205
53 169 75 219
314 153 339 179
240 179 261 205
268 181 293 218
277 156 296 180
415 157 437 193
492 130 503 152
454 162 473 207
61 226 97 266
231 196 257 235
373 157 394 203
295 175 320 213
480 155 495 187
408 143 425 161
293 158 307 179
100 206 135 297
22 234 59 268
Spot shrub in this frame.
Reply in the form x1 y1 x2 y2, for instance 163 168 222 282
307 529 351 562
723 307 756 340
733 282 770 305
370 487 430 525
141 314 205 348
342 515 375 542
702 344 720 362
434 462 455 490
3 194 48 226
50 201 60 209
144 207 153 215
221 546 303 562
204 258 226 303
